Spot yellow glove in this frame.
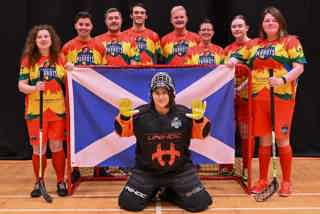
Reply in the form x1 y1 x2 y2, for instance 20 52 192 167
119 98 139 117
186 99 207 120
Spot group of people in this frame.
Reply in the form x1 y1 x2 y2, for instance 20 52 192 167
18 2 306 212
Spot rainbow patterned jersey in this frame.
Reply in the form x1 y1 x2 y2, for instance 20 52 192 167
123 27 160 65
62 37 106 65
95 32 139 65
160 31 200 65
186 43 224 65
224 41 248 64
19 55 66 120
231 35 307 99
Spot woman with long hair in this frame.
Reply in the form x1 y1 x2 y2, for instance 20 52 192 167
18 25 68 197
228 7 307 197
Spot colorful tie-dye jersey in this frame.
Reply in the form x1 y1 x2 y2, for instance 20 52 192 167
95 32 139 65
224 41 248 64
19 55 66 120
224 40 250 99
232 36 307 99
186 43 224 65
62 37 106 65
123 27 160 65
160 31 200 65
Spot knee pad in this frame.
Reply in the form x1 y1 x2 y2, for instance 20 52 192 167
181 189 213 212
118 186 149 211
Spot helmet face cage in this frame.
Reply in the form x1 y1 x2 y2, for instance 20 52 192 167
150 72 176 95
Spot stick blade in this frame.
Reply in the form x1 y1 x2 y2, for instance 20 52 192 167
253 178 279 202
39 179 53 203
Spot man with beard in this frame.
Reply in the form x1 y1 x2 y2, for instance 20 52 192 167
95 8 139 65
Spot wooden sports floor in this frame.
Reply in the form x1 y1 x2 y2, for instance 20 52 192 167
0 158 319 214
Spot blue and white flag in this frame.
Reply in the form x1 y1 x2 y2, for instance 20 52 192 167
67 65 235 167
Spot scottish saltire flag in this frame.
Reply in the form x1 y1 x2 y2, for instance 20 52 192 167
67 65 235 167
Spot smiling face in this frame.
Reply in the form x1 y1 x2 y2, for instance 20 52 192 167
36 29 52 53
262 13 280 39
230 18 249 41
171 9 187 30
74 17 93 39
106 11 122 33
131 6 147 27
199 22 214 43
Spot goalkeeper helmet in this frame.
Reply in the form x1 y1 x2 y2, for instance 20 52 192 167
150 72 176 95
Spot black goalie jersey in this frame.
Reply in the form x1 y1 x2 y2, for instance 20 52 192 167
114 104 211 175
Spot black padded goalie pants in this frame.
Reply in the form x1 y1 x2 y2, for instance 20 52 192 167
118 167 212 212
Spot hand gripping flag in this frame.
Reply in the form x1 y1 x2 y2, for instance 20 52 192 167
67 65 235 167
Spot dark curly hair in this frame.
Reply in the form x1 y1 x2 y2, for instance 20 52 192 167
21 24 61 66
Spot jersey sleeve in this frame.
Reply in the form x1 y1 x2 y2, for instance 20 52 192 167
185 48 197 65
216 46 225 64
61 43 69 59
19 57 30 81
231 40 255 63
148 32 161 64
191 117 211 139
285 36 307 64
114 114 134 137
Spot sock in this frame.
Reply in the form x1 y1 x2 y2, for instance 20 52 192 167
32 154 47 181
242 139 249 168
52 150 66 183
278 145 292 182
258 145 271 181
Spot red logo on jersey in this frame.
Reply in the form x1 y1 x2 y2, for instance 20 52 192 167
151 143 181 166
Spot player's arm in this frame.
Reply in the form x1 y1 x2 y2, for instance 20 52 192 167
186 100 211 139
18 60 44 94
115 114 133 137
114 98 139 137
18 80 34 94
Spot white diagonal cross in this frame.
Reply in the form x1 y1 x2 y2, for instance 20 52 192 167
69 65 235 166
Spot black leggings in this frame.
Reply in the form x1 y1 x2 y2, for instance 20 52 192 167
118 167 212 212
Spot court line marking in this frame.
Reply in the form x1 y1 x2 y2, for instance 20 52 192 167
0 207 320 212
0 192 319 199
155 200 162 214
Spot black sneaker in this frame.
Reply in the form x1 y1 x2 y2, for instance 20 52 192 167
30 182 41 198
57 182 68 197
71 168 81 183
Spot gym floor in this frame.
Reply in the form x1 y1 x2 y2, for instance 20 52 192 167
0 158 319 214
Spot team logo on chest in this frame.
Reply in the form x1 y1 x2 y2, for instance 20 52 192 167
255 46 276 59
173 40 189 56
75 47 94 65
135 36 147 52
152 143 181 166
106 40 123 57
199 52 215 64
39 61 57 80
171 117 182 129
